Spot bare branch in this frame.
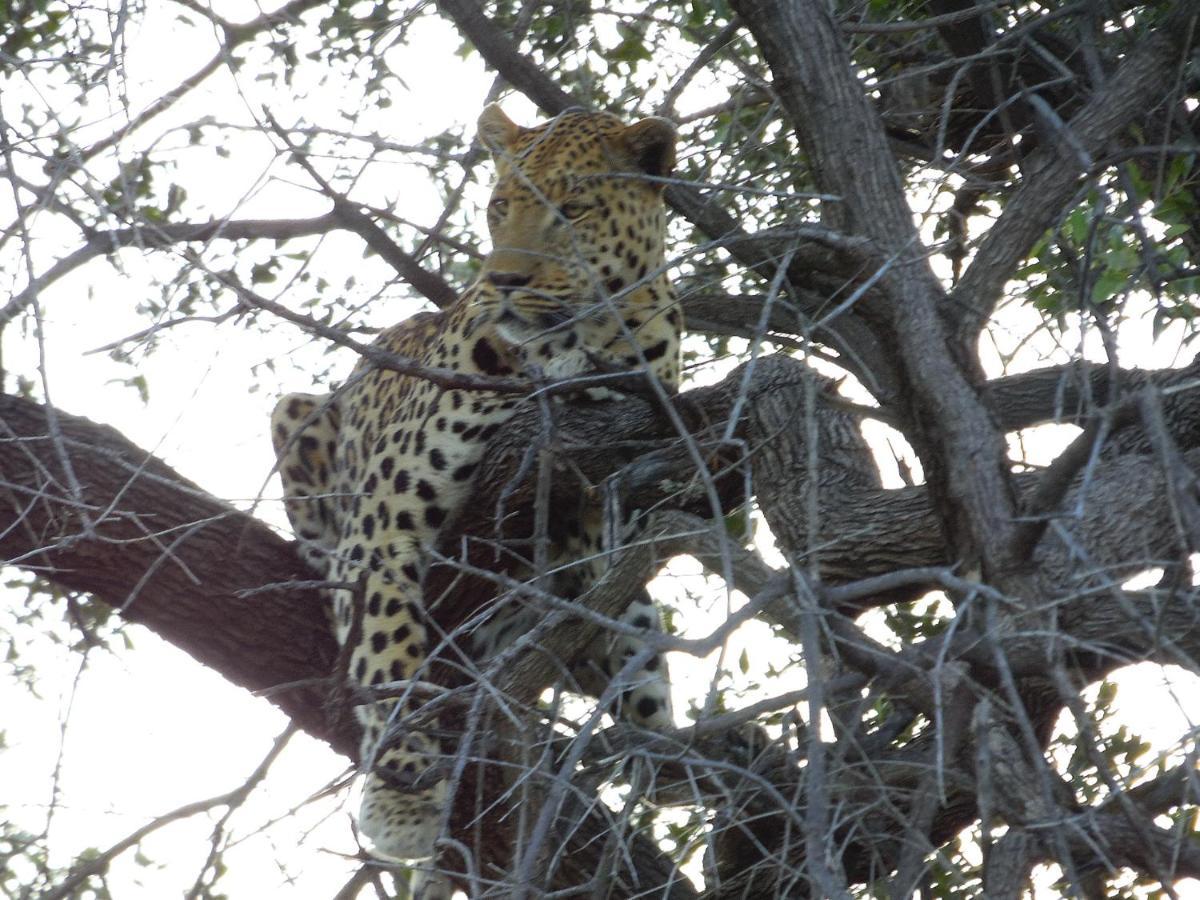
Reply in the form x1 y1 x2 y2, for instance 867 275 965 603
40 725 296 900
0 214 339 327
72 0 330 164
265 113 459 308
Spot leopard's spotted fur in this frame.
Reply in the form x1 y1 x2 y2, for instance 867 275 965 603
271 105 682 870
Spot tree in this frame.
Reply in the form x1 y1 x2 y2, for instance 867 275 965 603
2 0 1199 897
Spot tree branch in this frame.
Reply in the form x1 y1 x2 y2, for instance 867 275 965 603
265 114 459 308
731 0 1025 583
951 6 1198 337
4 350 1200 894
73 0 330 164
0 213 339 327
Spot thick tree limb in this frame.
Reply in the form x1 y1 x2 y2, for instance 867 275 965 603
4 350 1200 894
6 352 1200 675
731 0 1023 583
0 393 344 748
0 391 695 897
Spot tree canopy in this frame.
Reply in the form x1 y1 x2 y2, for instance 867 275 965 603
2 1 1200 898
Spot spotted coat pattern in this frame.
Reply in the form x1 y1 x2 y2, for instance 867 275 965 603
271 106 683 869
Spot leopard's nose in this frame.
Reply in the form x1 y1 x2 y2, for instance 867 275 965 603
487 272 532 290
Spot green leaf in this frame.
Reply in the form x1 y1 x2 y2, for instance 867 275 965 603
1064 206 1091 245
1091 269 1127 304
1164 221 1192 241
250 260 279 285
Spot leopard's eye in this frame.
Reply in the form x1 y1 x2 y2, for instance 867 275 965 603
489 198 510 217
560 200 591 220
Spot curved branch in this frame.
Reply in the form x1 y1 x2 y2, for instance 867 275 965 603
0 393 343 746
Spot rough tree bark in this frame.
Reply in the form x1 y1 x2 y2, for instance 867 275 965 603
4 1 1199 896
4 348 1200 894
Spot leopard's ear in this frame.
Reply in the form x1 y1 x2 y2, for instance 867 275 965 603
617 117 677 186
478 103 522 154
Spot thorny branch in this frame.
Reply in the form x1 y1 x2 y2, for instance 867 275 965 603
4 346 1200 892
3 0 1200 896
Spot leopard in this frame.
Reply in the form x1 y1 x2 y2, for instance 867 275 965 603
270 104 684 876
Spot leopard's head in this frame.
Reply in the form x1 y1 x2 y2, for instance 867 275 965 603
471 105 676 339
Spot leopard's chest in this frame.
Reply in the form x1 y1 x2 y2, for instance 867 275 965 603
331 364 519 540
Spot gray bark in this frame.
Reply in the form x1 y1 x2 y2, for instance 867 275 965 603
5 348 1200 894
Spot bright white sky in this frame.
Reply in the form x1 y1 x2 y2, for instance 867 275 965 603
1 2 1198 898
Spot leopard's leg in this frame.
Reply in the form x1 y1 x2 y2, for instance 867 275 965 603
331 558 445 862
270 392 342 572
472 563 674 731
577 587 675 729
466 598 539 662
560 508 675 730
